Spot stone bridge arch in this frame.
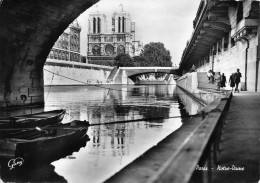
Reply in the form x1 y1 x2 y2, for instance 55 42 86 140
109 67 181 84
128 72 180 83
0 0 99 107
122 67 180 77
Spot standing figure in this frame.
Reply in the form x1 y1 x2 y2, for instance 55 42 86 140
207 70 212 83
220 73 226 90
191 64 196 72
215 72 221 90
229 73 235 91
234 69 242 92
211 71 215 84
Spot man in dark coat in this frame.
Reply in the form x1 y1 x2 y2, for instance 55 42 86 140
234 69 242 92
229 73 235 91
220 73 226 89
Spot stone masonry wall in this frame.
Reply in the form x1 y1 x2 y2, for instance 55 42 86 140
44 60 112 86
196 35 258 91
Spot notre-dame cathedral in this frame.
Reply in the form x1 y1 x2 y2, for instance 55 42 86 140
87 6 143 65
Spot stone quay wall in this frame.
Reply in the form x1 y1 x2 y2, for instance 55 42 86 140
177 72 221 105
44 59 113 86
177 72 199 93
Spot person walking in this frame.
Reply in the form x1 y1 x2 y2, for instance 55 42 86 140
220 73 226 90
229 73 235 91
234 69 242 92
207 70 213 83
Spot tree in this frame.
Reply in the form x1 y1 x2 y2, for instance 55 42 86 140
132 56 146 67
140 42 172 67
114 53 133 67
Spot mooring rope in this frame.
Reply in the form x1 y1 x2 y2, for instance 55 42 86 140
45 72 54 102
42 68 224 124
43 68 218 96
0 113 201 132
88 113 199 126
92 88 111 116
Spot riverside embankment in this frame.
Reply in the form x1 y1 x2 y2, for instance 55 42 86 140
44 59 113 85
105 71 259 183
176 71 259 183
105 72 231 182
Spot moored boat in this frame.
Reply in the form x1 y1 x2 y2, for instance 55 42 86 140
0 109 66 129
0 120 90 164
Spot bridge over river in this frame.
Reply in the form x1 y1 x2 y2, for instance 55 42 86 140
107 66 180 84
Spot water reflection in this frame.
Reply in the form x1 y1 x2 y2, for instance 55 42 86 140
177 87 205 115
1 85 184 183
45 85 183 183
0 134 89 183
0 163 67 183
176 87 219 115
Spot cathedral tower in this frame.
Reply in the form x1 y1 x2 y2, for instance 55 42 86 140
87 5 141 65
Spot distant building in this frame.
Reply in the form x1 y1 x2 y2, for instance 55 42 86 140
87 6 143 65
132 40 143 57
47 20 81 62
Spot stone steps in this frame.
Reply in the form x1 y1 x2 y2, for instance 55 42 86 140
106 67 119 83
197 72 218 90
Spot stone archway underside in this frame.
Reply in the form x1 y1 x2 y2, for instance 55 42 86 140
0 0 99 107
128 72 180 82
110 67 181 84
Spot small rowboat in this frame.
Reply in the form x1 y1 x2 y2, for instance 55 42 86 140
0 120 90 164
0 109 66 129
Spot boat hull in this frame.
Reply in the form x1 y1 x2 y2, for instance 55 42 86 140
0 109 66 129
0 120 89 166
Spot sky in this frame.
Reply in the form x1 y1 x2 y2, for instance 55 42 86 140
77 0 201 65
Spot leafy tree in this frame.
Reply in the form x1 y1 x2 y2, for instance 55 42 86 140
140 42 172 67
132 56 146 67
114 53 134 67
113 43 172 68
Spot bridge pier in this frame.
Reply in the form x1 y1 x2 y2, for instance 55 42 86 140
0 62 44 108
0 0 99 108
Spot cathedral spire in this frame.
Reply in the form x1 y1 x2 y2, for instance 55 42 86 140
119 3 123 12
94 4 99 12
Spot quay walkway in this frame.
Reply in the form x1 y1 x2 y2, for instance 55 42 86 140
197 72 259 182
212 92 260 183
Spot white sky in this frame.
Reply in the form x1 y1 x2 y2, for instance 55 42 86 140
77 0 201 65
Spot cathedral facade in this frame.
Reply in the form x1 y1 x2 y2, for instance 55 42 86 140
47 20 81 62
87 8 143 65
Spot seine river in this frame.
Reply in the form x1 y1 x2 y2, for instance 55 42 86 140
0 84 205 183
